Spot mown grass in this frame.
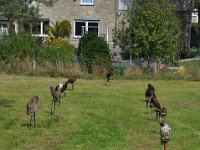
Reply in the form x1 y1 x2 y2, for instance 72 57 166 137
0 74 200 150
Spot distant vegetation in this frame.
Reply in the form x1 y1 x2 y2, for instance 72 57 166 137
0 33 75 77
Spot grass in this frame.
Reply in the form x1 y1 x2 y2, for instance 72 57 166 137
0 74 200 150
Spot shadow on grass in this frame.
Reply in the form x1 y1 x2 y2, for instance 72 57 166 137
0 98 15 107
44 110 53 115
145 117 158 122
21 123 30 128
21 123 39 130
150 130 160 134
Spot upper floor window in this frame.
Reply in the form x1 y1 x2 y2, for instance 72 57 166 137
118 0 132 10
81 0 93 5
74 20 99 38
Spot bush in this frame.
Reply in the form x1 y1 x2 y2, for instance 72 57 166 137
0 34 39 68
0 33 76 76
78 32 111 74
42 36 75 64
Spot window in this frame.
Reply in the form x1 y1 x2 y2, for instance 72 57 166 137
81 0 93 5
0 24 9 36
118 0 132 10
74 20 99 37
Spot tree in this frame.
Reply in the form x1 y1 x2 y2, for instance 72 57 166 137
45 20 72 38
114 0 180 73
0 0 58 34
78 32 111 74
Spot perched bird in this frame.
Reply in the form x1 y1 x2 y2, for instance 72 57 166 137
55 82 68 98
149 93 161 119
159 107 167 123
106 68 114 82
160 123 171 144
60 82 68 94
150 96 161 111
26 96 39 130
145 90 154 107
145 83 155 107
50 86 60 114
66 76 77 90
148 83 155 93
55 83 64 92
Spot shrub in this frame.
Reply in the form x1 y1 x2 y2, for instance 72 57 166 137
0 34 39 68
0 33 75 76
45 20 72 38
42 36 75 65
78 32 111 74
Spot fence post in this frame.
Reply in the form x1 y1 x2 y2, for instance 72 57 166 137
164 142 167 150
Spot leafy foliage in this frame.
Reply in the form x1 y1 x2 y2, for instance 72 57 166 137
42 36 74 64
0 0 58 33
114 0 181 66
0 34 39 66
78 33 111 73
45 20 72 38
0 34 74 70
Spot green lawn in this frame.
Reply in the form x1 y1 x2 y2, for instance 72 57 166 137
0 74 200 150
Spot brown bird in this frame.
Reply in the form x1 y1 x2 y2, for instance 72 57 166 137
66 76 77 90
149 94 161 119
145 83 155 105
55 82 68 99
26 96 39 130
159 107 167 123
50 86 60 114
106 68 114 82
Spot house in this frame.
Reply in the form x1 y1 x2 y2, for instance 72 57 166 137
0 0 192 58
38 0 191 57
172 0 192 58
38 0 132 50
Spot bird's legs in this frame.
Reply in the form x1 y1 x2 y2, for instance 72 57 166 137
33 113 36 127
145 97 149 108
30 115 32 130
54 100 56 114
51 100 54 115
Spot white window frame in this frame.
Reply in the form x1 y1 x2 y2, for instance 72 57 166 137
118 0 132 11
81 0 93 5
0 24 9 36
74 20 99 38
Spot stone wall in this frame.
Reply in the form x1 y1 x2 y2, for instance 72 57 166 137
39 0 116 48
